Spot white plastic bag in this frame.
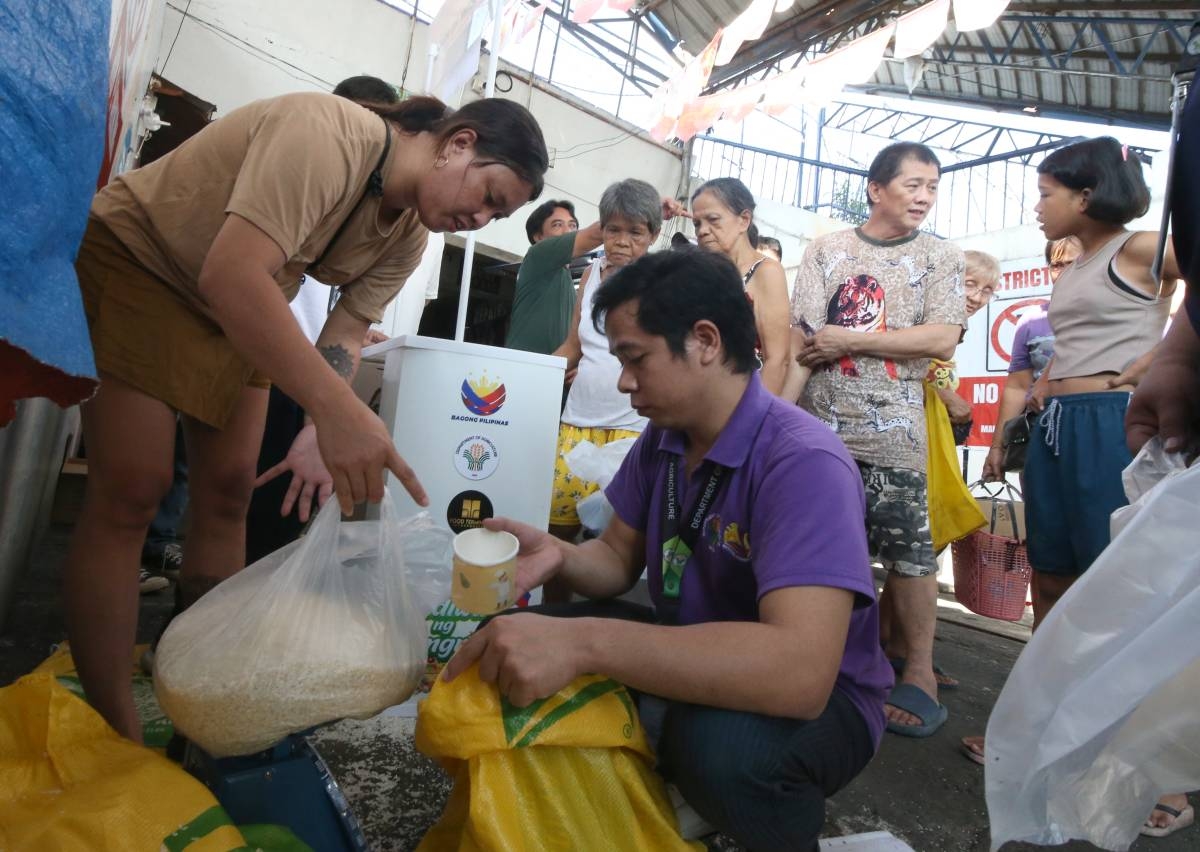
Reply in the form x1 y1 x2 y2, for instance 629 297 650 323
565 437 638 534
1110 438 1190 538
985 441 1200 850
154 491 453 757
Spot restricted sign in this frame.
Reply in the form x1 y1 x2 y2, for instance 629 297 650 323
987 297 1051 372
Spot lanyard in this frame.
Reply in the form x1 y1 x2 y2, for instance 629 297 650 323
659 455 726 619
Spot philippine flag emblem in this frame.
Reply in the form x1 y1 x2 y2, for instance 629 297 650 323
461 371 507 416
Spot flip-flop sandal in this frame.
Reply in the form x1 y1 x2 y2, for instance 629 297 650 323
888 657 960 690
1140 802 1195 838
960 735 986 766
885 683 948 738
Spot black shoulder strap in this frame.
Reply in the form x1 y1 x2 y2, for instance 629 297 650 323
743 258 766 285
309 116 393 274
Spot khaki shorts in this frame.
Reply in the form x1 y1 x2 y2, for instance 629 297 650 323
549 423 642 527
76 217 269 429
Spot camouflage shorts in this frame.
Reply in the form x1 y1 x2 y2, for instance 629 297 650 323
856 461 937 577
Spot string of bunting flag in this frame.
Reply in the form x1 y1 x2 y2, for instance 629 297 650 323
425 0 1010 138
643 0 1010 142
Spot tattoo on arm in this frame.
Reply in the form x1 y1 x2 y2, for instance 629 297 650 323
318 343 355 380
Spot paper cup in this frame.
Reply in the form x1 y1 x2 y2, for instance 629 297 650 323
451 528 519 615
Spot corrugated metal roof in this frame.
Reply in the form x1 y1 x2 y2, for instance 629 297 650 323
642 0 1195 129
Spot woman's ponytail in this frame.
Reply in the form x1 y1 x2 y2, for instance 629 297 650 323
365 95 450 133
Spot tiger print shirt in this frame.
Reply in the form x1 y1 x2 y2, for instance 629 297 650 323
791 227 966 473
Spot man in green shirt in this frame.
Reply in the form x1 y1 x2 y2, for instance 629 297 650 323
505 200 599 354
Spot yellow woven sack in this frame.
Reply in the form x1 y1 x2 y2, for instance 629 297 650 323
0 673 247 851
415 667 703 851
33 642 175 749
926 381 987 551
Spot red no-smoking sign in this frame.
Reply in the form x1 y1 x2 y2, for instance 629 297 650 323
989 298 1049 368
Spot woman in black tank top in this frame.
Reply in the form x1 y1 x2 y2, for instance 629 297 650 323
689 178 793 396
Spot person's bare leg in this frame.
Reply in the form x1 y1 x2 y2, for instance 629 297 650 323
543 523 581 603
1032 572 1075 629
179 386 268 607
64 374 176 741
884 571 939 728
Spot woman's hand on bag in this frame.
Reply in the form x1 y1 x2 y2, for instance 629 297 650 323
982 448 1006 482
254 422 334 522
943 392 973 424
442 613 583 707
312 401 428 514
483 516 564 596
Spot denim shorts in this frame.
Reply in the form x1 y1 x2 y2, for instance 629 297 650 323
1024 392 1132 576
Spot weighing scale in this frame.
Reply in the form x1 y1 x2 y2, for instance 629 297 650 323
183 733 369 852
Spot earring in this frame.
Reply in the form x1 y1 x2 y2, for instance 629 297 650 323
435 155 448 169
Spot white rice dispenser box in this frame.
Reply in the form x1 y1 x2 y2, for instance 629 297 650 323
359 335 565 705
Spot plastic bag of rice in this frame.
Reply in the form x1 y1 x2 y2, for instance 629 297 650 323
154 492 452 757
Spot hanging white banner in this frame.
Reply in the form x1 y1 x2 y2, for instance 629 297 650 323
714 0 776 66
806 22 895 87
428 0 491 103
952 0 1010 33
894 0 950 59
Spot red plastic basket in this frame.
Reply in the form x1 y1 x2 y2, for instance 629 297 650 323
952 531 1031 621
951 482 1031 622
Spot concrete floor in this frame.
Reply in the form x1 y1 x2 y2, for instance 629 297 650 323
2 524 1194 852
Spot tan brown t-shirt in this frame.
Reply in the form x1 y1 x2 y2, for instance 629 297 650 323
791 227 966 472
91 91 428 325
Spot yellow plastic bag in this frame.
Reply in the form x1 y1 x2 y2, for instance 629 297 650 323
926 381 987 551
0 673 248 851
415 667 703 851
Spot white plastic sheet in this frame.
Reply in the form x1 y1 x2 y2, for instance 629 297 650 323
564 437 638 534
986 440 1200 850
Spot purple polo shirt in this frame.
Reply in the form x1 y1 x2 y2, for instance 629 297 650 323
605 373 893 747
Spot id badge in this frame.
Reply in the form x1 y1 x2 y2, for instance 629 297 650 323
661 535 692 598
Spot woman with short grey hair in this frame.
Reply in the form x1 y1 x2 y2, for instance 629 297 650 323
543 179 667 599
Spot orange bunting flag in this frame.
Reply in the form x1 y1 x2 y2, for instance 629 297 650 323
647 30 723 140
499 0 547 52
570 0 608 24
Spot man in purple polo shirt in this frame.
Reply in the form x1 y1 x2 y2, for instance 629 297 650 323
445 249 892 851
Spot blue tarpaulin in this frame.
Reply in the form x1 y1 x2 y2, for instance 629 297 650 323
0 0 109 421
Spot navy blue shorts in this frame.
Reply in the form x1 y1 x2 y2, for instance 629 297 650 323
1024 392 1132 576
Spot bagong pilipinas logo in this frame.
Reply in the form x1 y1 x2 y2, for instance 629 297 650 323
454 435 500 481
461 371 506 417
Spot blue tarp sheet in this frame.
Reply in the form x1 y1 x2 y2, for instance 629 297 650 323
0 0 108 387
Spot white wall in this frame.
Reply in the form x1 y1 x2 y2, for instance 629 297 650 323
151 0 683 262
104 0 168 182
